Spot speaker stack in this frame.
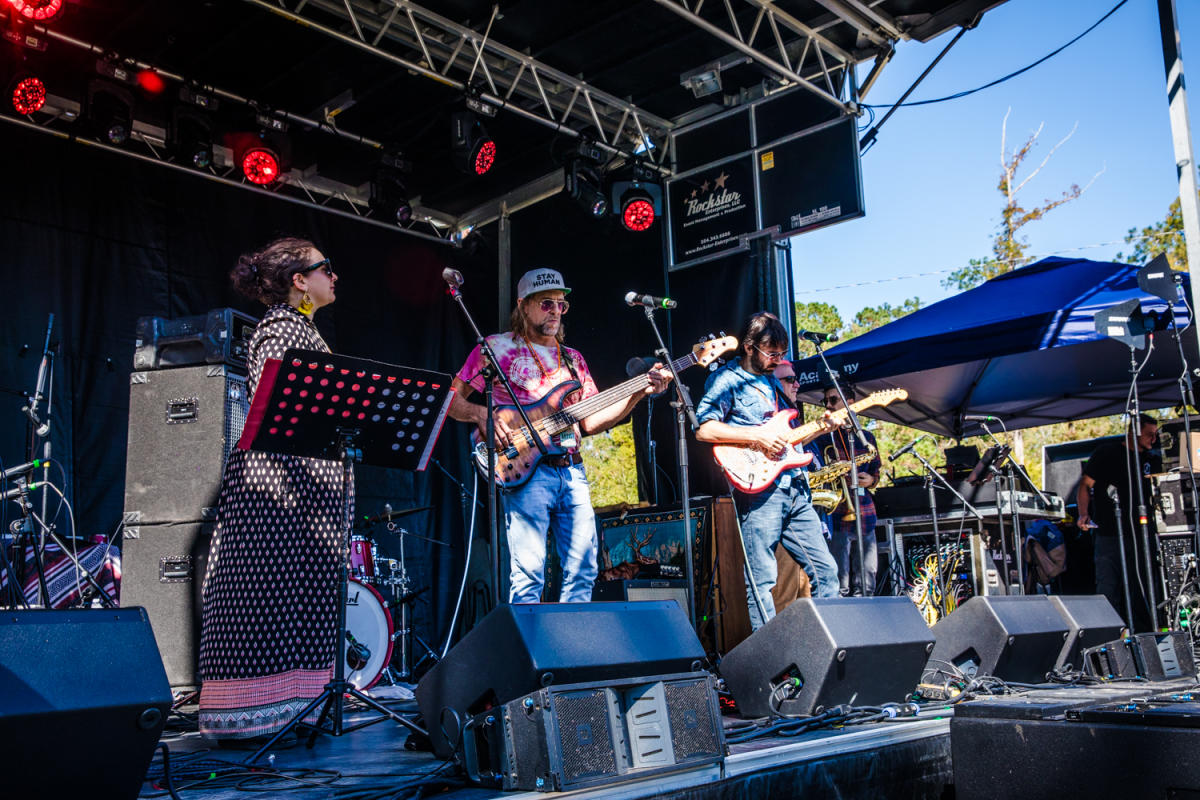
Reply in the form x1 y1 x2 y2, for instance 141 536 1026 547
120 309 255 689
416 601 724 791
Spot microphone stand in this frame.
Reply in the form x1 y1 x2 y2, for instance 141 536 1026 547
1122 344 1160 629
444 276 547 609
807 335 870 596
17 314 54 605
1108 486 1137 632
640 306 698 627
979 418 1048 595
1164 281 1200 568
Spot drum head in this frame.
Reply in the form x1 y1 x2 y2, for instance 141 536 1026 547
344 577 395 690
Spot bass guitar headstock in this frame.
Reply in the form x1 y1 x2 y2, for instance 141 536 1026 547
693 334 738 367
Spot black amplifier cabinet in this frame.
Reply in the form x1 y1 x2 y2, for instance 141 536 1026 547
462 672 724 792
134 308 257 373
1159 531 1197 602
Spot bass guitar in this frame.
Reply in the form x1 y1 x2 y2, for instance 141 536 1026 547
712 388 908 493
474 335 737 488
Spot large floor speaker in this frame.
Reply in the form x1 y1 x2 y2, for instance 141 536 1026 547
719 597 935 718
0 609 171 799
119 521 214 688
928 596 1068 684
1048 594 1125 671
124 364 249 525
463 672 725 792
415 602 707 757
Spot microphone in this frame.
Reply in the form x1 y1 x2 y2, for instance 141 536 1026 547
799 329 838 344
963 414 998 422
625 291 677 310
1 481 39 502
346 631 371 670
442 267 464 287
889 435 926 462
2 459 43 481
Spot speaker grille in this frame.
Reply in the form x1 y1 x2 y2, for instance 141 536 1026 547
554 690 618 782
223 375 249 464
664 679 720 760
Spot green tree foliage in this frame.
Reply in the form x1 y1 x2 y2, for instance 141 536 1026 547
847 298 922 338
794 301 845 356
943 115 1097 292
1117 196 1187 270
579 421 639 508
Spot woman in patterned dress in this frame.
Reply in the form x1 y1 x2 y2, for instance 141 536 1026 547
197 237 345 742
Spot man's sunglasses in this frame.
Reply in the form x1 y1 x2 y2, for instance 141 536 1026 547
822 396 841 407
753 344 787 360
302 258 335 278
535 298 570 314
778 375 798 384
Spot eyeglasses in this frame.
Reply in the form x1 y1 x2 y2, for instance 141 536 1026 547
535 298 570 314
302 258 335 278
753 344 787 361
822 396 841 407
778 375 798 384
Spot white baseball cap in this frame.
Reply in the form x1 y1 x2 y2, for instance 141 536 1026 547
516 268 571 300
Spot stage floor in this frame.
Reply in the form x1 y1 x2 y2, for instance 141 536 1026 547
145 680 1193 800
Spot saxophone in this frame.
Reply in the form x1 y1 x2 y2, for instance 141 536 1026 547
808 446 878 514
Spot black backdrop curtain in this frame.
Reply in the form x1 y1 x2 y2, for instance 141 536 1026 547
0 124 491 651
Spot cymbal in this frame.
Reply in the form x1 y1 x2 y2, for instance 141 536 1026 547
360 505 433 526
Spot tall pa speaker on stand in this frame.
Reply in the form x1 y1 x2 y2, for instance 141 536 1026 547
719 597 935 718
0 609 171 799
416 601 708 758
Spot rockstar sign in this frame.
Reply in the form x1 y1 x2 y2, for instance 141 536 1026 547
668 153 758 267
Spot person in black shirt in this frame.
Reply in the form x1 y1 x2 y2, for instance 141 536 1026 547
1076 413 1160 632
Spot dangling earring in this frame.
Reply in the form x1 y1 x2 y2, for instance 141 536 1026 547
298 292 314 315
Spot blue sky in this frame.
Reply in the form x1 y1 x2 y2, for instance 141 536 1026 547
791 0 1199 324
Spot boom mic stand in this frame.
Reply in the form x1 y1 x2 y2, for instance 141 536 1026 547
978 417 1051 594
1122 343 1160 630
638 305 698 627
443 269 547 608
806 334 871 596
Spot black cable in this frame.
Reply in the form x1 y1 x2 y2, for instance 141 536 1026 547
155 743 184 800
863 0 1129 110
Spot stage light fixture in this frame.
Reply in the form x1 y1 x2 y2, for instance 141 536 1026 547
620 187 656 232
451 110 496 176
242 147 280 185
85 79 134 146
566 160 607 218
7 0 64 22
10 74 45 115
168 106 214 169
369 166 413 224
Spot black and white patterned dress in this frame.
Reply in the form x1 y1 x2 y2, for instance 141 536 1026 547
197 303 349 739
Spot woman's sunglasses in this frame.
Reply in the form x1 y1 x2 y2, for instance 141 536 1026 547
303 258 335 278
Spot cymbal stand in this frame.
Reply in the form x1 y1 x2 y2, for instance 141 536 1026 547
385 521 444 682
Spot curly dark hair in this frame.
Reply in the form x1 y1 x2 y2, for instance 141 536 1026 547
229 236 318 305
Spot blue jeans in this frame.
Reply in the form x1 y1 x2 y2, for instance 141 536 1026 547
503 462 598 604
830 516 878 596
736 477 839 630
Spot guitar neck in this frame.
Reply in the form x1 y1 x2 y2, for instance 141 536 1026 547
543 351 696 433
787 399 873 444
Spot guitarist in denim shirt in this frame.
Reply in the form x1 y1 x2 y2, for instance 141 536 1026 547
696 312 839 630
448 268 669 604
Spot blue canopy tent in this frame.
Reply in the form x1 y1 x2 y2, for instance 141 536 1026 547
792 257 1198 438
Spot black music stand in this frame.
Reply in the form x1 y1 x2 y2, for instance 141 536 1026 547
237 349 453 763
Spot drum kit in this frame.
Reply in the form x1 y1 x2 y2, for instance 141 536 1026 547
343 503 442 690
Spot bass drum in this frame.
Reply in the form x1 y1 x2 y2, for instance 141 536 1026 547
344 577 395 690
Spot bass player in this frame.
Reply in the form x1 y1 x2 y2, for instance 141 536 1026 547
696 312 839 630
448 268 670 604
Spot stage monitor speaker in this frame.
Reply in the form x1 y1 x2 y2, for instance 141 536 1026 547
927 596 1068 684
719 597 935 718
124 364 249 525
0 608 171 799
1048 594 1125 672
415 602 706 758
463 672 724 792
119 521 214 689
1083 631 1197 681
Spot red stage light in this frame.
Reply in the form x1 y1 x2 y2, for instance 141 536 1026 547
11 76 45 115
136 69 166 95
242 148 280 185
474 139 496 176
622 197 655 232
8 0 64 21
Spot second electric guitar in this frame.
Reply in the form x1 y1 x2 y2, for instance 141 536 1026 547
713 388 908 493
474 335 737 488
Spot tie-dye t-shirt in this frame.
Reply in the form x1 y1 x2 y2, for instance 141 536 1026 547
456 333 600 447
